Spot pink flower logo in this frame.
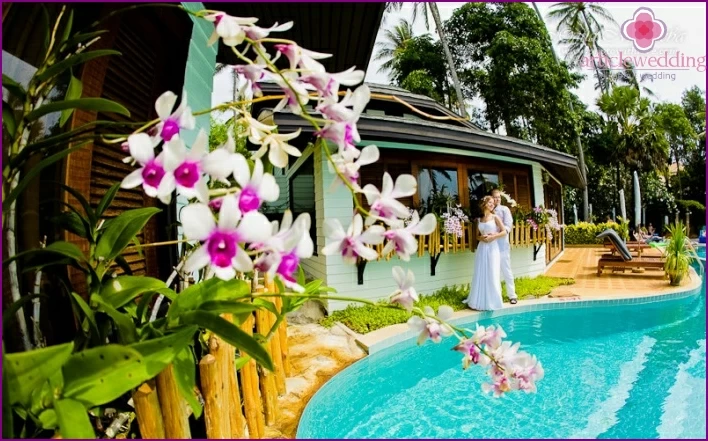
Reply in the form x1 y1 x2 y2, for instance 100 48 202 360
621 8 667 53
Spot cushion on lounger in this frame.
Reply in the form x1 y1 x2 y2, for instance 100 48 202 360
596 229 633 261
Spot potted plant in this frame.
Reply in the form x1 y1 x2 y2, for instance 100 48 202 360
663 222 702 286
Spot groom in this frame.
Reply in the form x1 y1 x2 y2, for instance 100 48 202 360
491 189 517 304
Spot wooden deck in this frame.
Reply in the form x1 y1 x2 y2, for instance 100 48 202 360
545 246 701 299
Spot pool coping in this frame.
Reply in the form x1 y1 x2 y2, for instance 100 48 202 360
350 266 704 355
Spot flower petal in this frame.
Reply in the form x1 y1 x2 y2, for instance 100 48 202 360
392 266 405 287
438 305 454 321
184 246 211 273
392 174 417 198
232 247 254 273
232 154 251 188
182 203 216 241
259 173 280 202
128 133 155 165
155 91 177 120
202 149 235 181
121 169 144 189
191 129 208 157
218 195 241 229
213 265 237 281
238 211 272 244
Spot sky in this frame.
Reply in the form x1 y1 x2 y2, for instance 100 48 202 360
213 2 706 115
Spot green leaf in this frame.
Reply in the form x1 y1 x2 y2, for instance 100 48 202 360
37 409 57 431
3 294 45 328
95 207 160 261
96 183 120 218
36 50 121 82
25 97 129 122
2 74 26 99
3 143 89 213
52 211 90 239
114 255 133 276
3 101 16 138
199 300 260 318
39 6 50 52
100 276 167 309
90 294 138 344
59 75 83 127
180 311 274 372
4 342 74 407
71 292 99 338
5 241 87 268
172 347 202 418
55 181 96 226
234 355 251 371
135 290 158 324
61 30 108 53
54 398 95 438
59 9 74 46
252 298 278 315
167 278 251 323
2 346 15 438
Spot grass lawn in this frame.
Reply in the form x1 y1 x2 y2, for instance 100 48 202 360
320 276 575 334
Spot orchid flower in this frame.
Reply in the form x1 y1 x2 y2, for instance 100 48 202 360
322 214 384 265
202 131 239 185
120 133 171 204
382 212 437 261
153 91 195 142
234 64 268 97
273 73 311 115
274 43 331 72
251 129 302 169
244 114 277 142
511 353 544 393
316 85 369 159
363 172 418 226
482 371 513 398
300 66 365 99
205 12 258 47
160 130 230 203
181 196 271 280
471 324 507 350
453 338 487 370
389 266 418 312
327 144 379 190
243 21 293 41
252 211 314 292
232 155 279 213
407 305 454 345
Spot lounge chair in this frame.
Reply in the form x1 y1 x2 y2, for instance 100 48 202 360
596 229 665 276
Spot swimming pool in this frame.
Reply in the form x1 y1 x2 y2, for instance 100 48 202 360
298 266 706 439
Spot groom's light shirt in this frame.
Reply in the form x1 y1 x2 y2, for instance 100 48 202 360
494 204 513 252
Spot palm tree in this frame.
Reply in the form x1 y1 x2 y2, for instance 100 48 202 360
548 2 616 95
385 2 467 118
374 18 415 75
612 60 657 98
531 2 590 221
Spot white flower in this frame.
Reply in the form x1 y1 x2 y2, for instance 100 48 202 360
251 129 302 169
205 12 258 47
390 266 418 311
362 172 417 226
181 196 271 280
321 214 384 265
232 155 280 213
153 91 195 142
120 133 171 204
382 212 437 261
407 305 454 345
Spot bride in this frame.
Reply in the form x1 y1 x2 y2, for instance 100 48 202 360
464 196 507 311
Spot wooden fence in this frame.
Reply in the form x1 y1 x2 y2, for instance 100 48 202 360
372 221 555 261
133 274 289 439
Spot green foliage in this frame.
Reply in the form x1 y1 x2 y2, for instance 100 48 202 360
564 220 630 244
676 200 706 213
663 222 702 284
321 276 575 334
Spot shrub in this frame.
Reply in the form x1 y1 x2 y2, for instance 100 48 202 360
565 220 630 244
321 276 575 334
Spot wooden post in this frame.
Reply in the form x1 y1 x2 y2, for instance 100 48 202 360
210 314 246 438
155 365 191 439
199 354 230 439
255 302 278 425
239 314 265 439
274 296 290 377
133 380 166 439
263 280 287 396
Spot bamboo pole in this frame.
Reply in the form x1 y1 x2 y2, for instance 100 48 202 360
274 296 290 377
133 380 166 439
239 314 265 439
263 276 286 396
199 354 230 439
255 310 278 425
155 365 191 439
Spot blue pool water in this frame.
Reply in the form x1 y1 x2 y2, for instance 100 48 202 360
298 266 706 439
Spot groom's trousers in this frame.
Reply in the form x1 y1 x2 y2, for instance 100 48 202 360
500 251 517 300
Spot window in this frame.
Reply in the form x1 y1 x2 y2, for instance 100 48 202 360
289 156 317 254
468 171 499 217
418 167 459 214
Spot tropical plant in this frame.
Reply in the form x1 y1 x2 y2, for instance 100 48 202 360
373 17 415 76
661 222 702 286
611 60 657 98
547 2 617 94
385 2 468 117
3 5 545 438
653 103 698 198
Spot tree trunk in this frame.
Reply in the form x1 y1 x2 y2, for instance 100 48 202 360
429 3 467 118
674 149 683 198
532 2 590 221
581 9 608 95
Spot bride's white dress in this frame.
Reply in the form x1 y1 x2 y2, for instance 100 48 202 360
464 218 503 311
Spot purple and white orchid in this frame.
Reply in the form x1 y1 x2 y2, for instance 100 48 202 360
205 12 258 47
120 133 171 204
407 305 454 345
181 196 271 280
153 91 195 143
389 266 418 312
321 214 385 265
363 172 418 226
381 212 437 261
232 155 279 213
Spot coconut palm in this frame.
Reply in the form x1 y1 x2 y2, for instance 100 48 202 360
385 2 467 117
531 2 590 221
374 18 415 75
548 2 617 94
612 60 657 98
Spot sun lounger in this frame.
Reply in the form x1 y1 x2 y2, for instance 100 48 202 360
596 229 665 276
